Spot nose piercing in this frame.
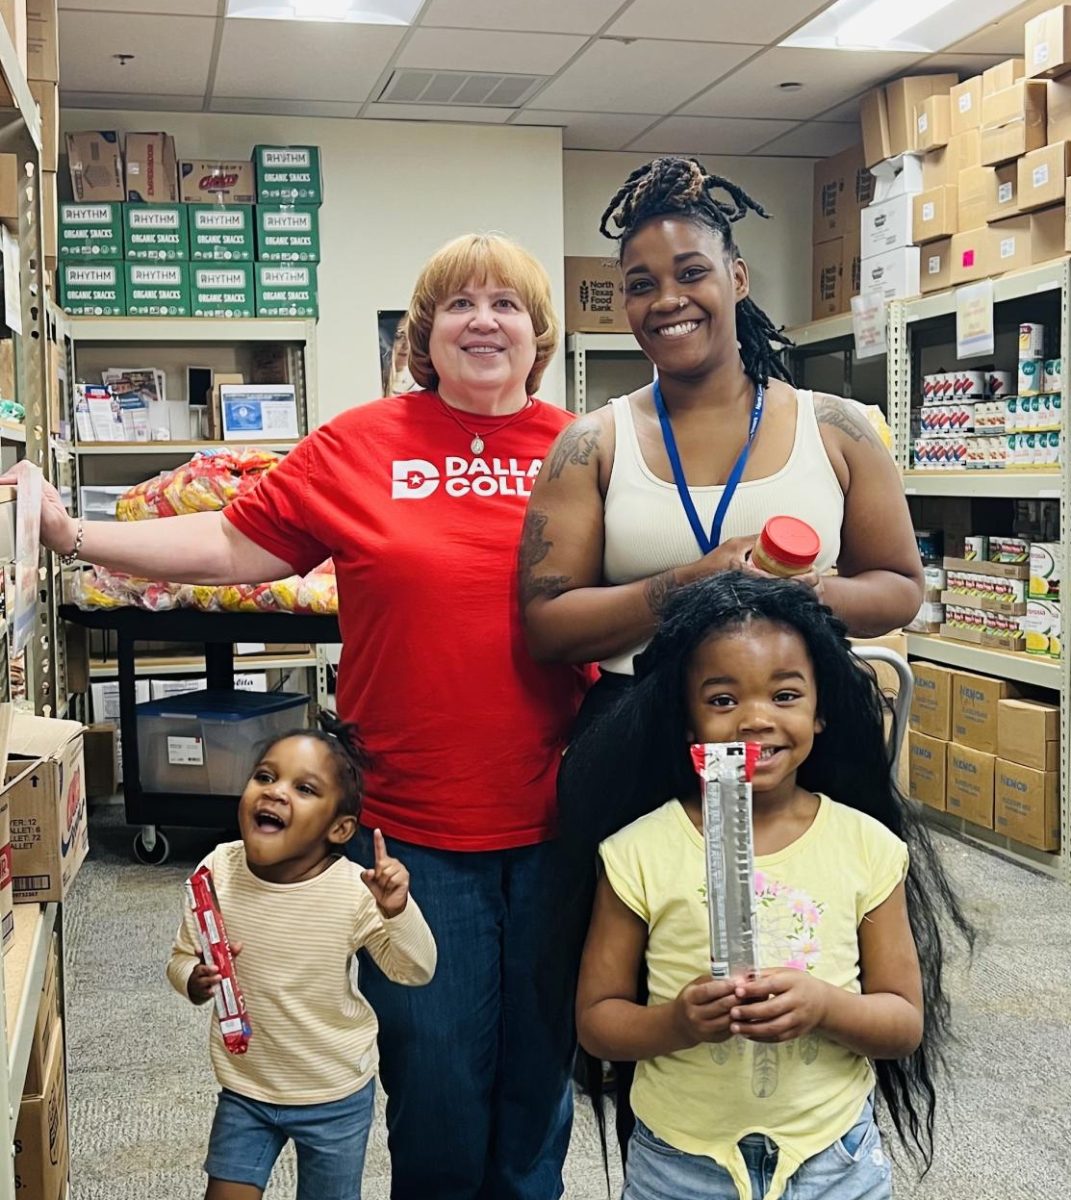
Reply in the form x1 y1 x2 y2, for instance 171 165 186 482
677 297 687 309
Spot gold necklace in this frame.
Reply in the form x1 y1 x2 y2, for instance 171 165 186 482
436 395 533 454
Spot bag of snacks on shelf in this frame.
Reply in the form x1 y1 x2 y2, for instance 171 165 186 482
70 567 182 611
116 448 282 520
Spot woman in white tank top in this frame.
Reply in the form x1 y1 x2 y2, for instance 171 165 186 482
519 157 923 693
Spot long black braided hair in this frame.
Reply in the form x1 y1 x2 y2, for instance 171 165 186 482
600 156 794 389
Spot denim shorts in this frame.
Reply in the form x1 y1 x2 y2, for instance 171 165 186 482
204 1079 375 1199
623 1098 891 1200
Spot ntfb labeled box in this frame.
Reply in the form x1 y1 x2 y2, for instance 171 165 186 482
123 203 189 261
191 264 255 319
125 261 191 317
58 261 125 316
255 205 320 262
254 145 323 204
188 205 254 261
909 731 947 810
58 202 122 259
564 256 628 333
909 662 955 739
254 263 318 317
946 742 996 828
952 670 1017 752
5 714 88 903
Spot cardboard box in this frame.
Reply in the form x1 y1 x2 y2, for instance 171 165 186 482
122 203 189 261
564 256 627 333
811 238 843 319
0 152 17 232
1026 4 1071 79
909 731 947 810
841 238 860 302
83 724 118 800
952 670 1016 753
885 75 959 159
998 698 1059 771
28 79 58 173
1032 203 1066 262
255 205 320 262
254 144 322 204
915 95 951 152
946 742 996 828
58 261 125 316
254 263 318 318
0 771 13 954
870 152 924 201
951 77 983 135
988 162 1019 222
5 714 88 902
14 1017 68 1200
22 936 58 1094
949 227 991 285
1017 141 1071 210
66 131 124 203
958 166 993 230
58 202 122 260
125 261 190 317
913 186 957 242
982 78 1048 128
0 1 27 80
25 0 57 83
858 245 920 301
984 58 1025 96
1046 76 1071 141
861 193 913 257
124 132 178 204
179 160 256 205
1025 598 1061 656
995 760 1060 849
812 144 874 242
1029 541 1060 600
188 204 254 261
919 237 952 293
950 127 983 171
191 264 255 319
997 204 1067 270
922 149 949 190
909 662 955 738
982 121 1047 165
860 86 892 168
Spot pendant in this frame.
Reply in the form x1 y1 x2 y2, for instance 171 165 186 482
470 436 485 454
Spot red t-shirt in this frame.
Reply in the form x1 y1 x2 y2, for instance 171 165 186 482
223 392 588 852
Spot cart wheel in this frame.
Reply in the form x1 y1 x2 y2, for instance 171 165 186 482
133 830 170 865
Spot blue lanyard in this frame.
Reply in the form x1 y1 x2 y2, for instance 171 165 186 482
653 378 765 556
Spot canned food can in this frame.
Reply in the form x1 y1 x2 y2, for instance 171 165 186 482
1019 323 1045 359
1018 358 1044 396
986 370 1012 399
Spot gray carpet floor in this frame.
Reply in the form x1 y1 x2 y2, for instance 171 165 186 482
65 799 1070 1199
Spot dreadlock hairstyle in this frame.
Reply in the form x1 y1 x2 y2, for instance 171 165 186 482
558 572 974 1175
259 709 370 818
600 156 794 389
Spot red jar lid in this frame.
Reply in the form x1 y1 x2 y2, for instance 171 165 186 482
759 515 821 568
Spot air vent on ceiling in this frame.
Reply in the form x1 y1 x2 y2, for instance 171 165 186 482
378 68 547 108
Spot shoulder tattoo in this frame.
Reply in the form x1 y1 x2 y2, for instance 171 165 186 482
547 420 600 481
813 394 881 447
518 508 571 607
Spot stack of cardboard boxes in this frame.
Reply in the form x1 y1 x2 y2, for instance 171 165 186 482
810 145 873 319
908 664 1060 851
57 135 321 320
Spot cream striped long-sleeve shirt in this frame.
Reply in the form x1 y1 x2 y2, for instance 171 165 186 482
167 841 437 1105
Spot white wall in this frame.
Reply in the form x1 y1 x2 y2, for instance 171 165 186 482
563 151 815 331
62 110 566 421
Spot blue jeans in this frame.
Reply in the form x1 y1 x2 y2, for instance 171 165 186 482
352 829 574 1200
204 1079 375 1198
623 1100 891 1200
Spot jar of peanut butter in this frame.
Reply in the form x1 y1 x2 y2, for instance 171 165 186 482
749 516 820 578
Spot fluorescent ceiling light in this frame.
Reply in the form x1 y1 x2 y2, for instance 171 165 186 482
783 0 1011 52
226 0 422 23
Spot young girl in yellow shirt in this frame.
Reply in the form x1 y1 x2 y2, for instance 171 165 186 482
569 573 972 1200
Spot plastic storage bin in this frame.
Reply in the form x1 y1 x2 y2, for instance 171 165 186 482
136 689 309 795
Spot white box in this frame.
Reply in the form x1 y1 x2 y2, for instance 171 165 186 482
149 678 207 702
78 484 132 522
870 153 925 202
90 680 151 781
859 246 921 302
861 193 914 258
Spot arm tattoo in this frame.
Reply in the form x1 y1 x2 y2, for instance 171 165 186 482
643 571 679 617
518 508 572 607
547 421 600 481
814 394 882 447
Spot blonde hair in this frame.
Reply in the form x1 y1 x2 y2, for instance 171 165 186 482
407 233 559 396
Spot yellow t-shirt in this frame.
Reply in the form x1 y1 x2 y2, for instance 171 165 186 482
599 795 909 1200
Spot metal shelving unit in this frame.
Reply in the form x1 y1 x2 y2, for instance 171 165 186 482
4 905 58 1105
88 651 319 680
565 331 646 415
76 440 298 457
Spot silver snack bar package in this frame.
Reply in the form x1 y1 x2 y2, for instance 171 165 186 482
690 742 761 980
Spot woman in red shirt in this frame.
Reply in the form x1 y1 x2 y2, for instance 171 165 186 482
18 234 588 1200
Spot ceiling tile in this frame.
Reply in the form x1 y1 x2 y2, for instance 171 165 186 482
817 97 865 122
627 115 797 155
210 97 363 118
421 0 622 35
59 11 217 95
682 46 926 120
607 0 831 45
61 91 205 112
921 52 1009 76
363 103 514 123
214 17 404 102
398 28 585 75
513 109 660 150
60 0 218 11
533 38 758 115
754 120 859 157
946 0 1051 55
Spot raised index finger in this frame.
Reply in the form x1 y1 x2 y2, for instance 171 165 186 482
373 828 388 867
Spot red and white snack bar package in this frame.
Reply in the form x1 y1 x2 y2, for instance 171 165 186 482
186 865 252 1055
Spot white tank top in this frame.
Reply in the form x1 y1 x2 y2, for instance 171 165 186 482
601 388 845 675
